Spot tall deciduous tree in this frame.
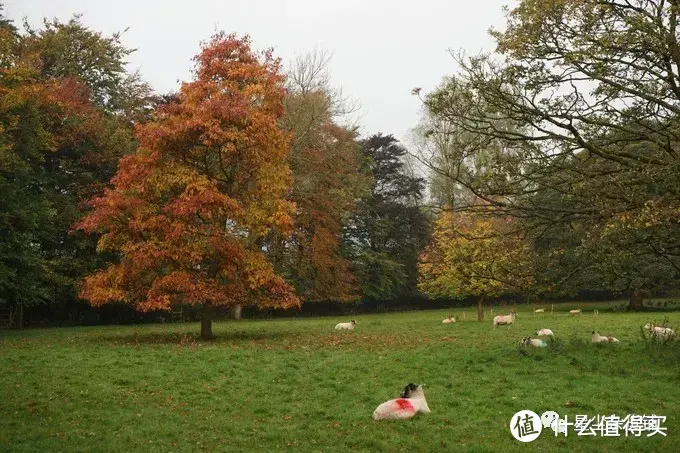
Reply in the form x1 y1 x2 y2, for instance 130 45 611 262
271 50 366 303
419 210 535 320
0 10 138 320
77 34 299 338
0 12 152 324
418 0 680 308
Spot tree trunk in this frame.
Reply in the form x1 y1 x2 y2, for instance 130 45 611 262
201 304 216 340
629 289 644 311
233 305 242 320
477 294 485 321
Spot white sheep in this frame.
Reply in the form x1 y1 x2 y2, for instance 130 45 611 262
592 330 619 343
644 324 676 339
534 308 545 314
655 327 676 339
569 309 582 316
535 328 554 337
335 320 357 330
493 311 517 328
521 337 547 348
372 383 431 420
442 315 455 324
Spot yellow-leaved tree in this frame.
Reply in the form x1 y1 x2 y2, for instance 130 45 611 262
419 210 535 321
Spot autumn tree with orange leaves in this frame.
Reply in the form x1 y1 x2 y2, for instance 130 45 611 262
77 34 299 339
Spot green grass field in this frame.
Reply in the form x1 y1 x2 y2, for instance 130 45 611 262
2 302 680 452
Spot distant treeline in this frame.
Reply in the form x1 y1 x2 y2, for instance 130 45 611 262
16 290 668 328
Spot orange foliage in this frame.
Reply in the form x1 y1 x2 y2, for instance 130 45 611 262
0 54 101 152
77 33 300 312
0 40 127 199
287 124 362 301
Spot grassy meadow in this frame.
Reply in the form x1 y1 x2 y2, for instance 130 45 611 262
2 301 680 452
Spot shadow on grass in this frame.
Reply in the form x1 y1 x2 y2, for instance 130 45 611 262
88 328 424 351
91 329 296 346
2 325 389 351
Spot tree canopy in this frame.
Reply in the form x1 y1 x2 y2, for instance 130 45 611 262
0 12 146 313
419 209 535 320
416 0 680 306
77 34 299 338
344 134 430 300
273 50 366 303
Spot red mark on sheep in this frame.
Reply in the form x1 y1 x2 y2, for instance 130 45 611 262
395 399 414 411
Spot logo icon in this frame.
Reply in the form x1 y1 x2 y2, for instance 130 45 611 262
510 410 542 442
541 410 559 430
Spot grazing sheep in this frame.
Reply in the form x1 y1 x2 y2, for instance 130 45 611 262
442 315 455 324
592 330 619 343
644 324 676 339
535 328 554 337
372 383 431 420
534 308 545 314
521 337 547 348
569 309 582 316
493 311 517 328
335 320 357 330
655 327 676 339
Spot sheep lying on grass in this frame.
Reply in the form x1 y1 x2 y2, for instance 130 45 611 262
521 337 547 348
592 330 619 343
569 309 582 316
442 315 455 324
335 320 357 330
372 383 431 420
493 311 517 328
534 308 545 314
644 324 676 339
536 328 554 337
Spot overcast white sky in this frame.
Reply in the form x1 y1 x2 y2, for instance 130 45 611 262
5 0 510 143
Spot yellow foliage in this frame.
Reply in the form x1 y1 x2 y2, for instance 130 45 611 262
418 210 535 299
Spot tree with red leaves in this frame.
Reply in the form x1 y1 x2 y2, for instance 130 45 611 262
77 33 300 338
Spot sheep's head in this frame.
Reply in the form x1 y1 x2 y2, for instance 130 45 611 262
520 337 528 345
592 330 598 335
511 311 518 317
350 320 357 326
400 383 420 398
